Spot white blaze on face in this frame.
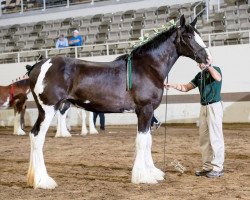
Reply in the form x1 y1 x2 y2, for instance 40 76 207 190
194 32 212 64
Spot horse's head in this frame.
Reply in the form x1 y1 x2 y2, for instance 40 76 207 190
175 15 212 65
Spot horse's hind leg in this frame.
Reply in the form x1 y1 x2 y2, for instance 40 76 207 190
88 112 98 134
55 102 71 137
13 97 26 135
27 105 57 189
81 109 88 135
20 106 26 130
132 105 164 184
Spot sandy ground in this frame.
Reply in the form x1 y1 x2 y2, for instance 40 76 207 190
0 124 249 200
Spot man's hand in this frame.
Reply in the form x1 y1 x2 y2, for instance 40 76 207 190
207 66 222 82
164 83 175 90
164 83 194 92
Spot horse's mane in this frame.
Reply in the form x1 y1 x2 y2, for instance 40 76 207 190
114 26 177 62
12 78 29 87
114 54 129 61
132 26 177 55
26 54 44 75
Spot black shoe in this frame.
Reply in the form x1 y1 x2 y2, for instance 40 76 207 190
206 170 224 178
195 169 211 176
155 122 161 129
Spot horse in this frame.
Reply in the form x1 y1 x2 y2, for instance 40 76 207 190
0 79 97 137
0 78 30 135
26 15 212 189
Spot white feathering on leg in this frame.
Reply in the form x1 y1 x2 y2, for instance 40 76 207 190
132 130 158 184
89 112 98 134
81 109 88 135
55 110 71 137
27 106 57 189
145 133 165 181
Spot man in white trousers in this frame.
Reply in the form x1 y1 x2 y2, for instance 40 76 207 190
165 63 225 178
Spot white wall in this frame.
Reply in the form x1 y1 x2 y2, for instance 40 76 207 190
0 44 250 126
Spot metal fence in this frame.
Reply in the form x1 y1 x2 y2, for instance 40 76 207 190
0 0 127 16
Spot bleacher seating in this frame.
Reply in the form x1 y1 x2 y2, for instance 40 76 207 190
0 0 249 64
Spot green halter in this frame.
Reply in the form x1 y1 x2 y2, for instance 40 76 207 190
126 20 177 90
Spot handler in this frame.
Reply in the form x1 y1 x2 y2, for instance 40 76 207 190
165 63 225 178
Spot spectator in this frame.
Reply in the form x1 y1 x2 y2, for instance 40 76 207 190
55 34 68 49
93 112 105 131
68 30 83 46
151 114 161 129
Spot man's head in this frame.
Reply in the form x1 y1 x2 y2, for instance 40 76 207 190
73 30 79 37
59 34 64 41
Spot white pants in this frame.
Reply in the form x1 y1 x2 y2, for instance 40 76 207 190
199 101 225 172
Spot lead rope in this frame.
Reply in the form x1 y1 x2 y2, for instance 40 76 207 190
163 75 169 172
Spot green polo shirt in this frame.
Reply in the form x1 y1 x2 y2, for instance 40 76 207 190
190 66 222 105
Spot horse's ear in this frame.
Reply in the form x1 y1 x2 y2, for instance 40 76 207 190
190 17 197 27
180 15 185 27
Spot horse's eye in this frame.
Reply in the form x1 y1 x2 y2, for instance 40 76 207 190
188 35 192 39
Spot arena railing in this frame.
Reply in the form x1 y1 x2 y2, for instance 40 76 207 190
0 30 249 64
0 0 140 16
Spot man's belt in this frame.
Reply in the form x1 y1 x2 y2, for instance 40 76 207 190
201 101 219 106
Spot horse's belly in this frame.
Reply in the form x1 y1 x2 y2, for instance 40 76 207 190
70 98 134 113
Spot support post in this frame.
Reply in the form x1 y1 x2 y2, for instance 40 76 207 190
21 0 24 14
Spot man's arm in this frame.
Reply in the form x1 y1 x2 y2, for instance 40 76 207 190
207 66 222 82
65 38 68 47
165 83 195 92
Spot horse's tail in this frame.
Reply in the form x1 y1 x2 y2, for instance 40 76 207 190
25 54 45 76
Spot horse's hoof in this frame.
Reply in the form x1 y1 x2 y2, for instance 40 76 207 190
89 131 99 134
81 132 88 136
149 167 165 181
16 130 26 135
55 132 72 138
132 169 158 184
34 175 58 190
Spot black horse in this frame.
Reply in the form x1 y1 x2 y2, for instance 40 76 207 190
27 15 212 189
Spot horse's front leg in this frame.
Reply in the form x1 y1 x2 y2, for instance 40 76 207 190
27 105 57 189
132 105 164 184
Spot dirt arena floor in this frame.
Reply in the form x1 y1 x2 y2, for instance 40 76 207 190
0 124 249 200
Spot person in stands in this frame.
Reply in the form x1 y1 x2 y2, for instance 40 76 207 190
68 30 83 46
55 34 68 49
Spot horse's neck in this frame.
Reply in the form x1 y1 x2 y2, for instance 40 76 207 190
145 33 179 83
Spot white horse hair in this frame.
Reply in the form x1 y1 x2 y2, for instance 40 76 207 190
55 108 98 137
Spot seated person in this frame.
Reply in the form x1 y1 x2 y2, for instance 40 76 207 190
55 34 68 49
68 30 83 46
